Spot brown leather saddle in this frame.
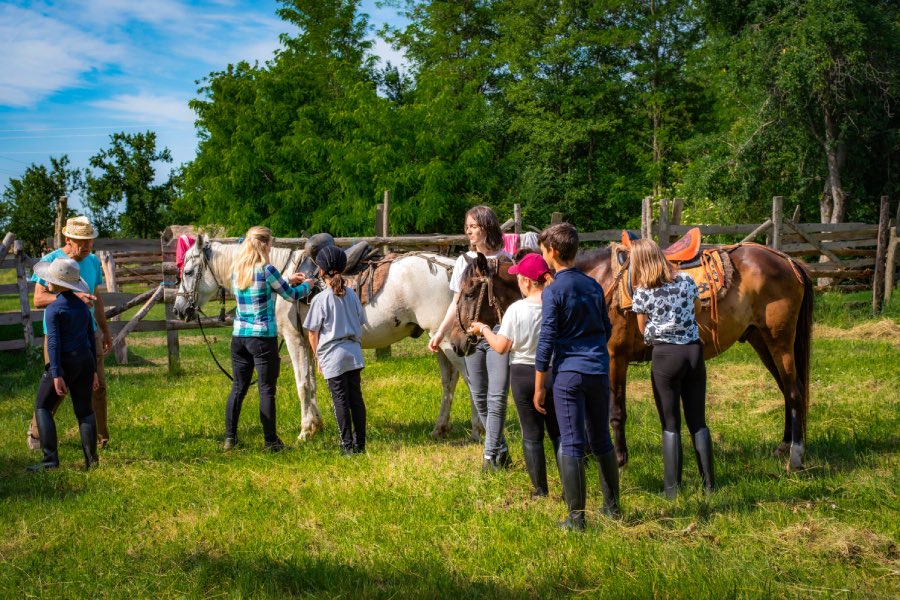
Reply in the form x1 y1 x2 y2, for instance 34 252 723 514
613 227 731 310
302 233 388 304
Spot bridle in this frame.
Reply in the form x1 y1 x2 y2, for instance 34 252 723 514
455 261 506 354
177 243 225 316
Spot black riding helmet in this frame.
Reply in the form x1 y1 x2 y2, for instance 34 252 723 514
315 245 347 276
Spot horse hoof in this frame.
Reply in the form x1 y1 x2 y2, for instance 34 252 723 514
430 426 451 439
787 443 805 472
774 441 791 458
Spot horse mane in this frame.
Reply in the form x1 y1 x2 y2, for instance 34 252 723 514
459 253 513 288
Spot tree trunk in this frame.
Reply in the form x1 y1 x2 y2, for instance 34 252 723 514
821 111 848 224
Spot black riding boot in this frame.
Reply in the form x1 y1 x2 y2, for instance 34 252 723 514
692 427 715 493
596 449 622 519
662 430 682 499
557 454 586 531
26 409 59 472
78 414 99 470
522 439 549 498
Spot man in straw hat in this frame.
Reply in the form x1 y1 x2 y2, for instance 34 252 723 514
27 256 100 471
27 216 113 450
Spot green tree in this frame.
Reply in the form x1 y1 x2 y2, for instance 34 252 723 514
85 131 175 237
693 0 900 223
0 156 81 254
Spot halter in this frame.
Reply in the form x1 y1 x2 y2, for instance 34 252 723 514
177 243 226 315
455 263 506 354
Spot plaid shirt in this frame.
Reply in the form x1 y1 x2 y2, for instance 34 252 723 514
232 264 312 337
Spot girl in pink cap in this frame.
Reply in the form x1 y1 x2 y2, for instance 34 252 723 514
467 251 561 498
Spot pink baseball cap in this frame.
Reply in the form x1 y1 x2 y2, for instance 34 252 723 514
508 253 551 281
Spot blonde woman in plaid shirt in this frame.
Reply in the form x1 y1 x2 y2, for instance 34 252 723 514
225 226 314 452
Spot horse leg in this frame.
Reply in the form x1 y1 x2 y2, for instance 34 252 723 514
745 329 792 459
284 328 322 441
752 330 806 471
432 350 458 438
608 356 630 467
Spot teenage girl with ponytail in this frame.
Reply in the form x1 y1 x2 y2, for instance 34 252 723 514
226 226 315 452
304 246 368 455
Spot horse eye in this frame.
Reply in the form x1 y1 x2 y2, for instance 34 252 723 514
184 269 193 277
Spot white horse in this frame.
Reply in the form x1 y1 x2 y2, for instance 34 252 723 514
172 235 482 441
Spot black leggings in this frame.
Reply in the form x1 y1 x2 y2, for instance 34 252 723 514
327 368 366 451
35 351 95 419
509 363 560 443
226 336 281 442
651 342 707 434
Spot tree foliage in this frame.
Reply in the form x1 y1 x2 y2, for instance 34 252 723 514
0 156 81 254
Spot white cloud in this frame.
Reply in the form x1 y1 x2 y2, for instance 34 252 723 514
65 0 189 28
0 5 123 107
369 37 409 72
90 93 195 125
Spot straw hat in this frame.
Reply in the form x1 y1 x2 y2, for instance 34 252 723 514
62 216 98 240
33 257 90 294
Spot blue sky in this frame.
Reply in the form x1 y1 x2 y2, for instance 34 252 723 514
0 0 407 210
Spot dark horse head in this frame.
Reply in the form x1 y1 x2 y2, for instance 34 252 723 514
449 253 519 356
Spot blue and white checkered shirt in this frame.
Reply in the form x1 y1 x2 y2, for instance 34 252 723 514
232 264 312 337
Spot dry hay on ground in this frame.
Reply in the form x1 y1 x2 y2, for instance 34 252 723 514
814 319 900 346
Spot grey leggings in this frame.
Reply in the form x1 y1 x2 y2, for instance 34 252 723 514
465 334 510 458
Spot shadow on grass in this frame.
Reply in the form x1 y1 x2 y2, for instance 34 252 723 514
0 459 90 501
175 550 513 597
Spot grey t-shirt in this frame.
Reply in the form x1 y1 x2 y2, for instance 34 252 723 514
303 287 367 379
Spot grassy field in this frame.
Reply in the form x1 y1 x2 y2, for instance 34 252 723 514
0 287 897 598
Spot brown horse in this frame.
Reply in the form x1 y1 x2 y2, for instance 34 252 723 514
450 243 814 472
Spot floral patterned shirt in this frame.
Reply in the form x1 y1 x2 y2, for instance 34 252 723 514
631 272 700 345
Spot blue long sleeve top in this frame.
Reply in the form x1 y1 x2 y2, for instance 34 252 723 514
534 268 612 375
45 291 96 378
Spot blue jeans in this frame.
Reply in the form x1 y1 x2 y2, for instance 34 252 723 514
553 371 613 459
465 335 510 458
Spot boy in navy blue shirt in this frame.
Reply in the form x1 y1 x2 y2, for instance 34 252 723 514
27 257 100 472
533 223 620 530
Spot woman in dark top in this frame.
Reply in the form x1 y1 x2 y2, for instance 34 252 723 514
630 239 714 498
27 257 100 472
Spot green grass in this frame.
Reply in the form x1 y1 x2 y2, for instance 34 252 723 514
0 293 897 598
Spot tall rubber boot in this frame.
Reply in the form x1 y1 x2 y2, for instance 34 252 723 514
522 439 549 498
692 427 715 493
662 430 682 499
553 440 566 503
596 449 622 519
79 414 99 470
26 409 59 472
557 454 586 531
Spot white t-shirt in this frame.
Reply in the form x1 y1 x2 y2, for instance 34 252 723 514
497 299 543 366
449 249 512 293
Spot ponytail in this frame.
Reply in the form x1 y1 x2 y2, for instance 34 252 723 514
327 273 346 297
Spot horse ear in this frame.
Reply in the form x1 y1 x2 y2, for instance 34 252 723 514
474 252 489 274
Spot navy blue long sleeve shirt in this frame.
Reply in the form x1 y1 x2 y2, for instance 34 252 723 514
534 268 612 375
45 291 96 378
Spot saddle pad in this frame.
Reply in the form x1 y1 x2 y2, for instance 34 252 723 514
347 254 396 305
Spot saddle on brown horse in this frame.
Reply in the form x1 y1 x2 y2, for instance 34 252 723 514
614 227 733 310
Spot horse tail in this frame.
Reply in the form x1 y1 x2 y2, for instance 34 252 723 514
793 260 814 429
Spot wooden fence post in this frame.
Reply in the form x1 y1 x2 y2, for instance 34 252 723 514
671 198 683 228
658 198 670 248
162 251 181 374
885 201 900 306
100 251 128 364
375 190 392 359
0 232 15 263
381 189 390 255
872 196 891 313
15 241 34 349
54 195 67 249
550 212 563 225
771 196 783 250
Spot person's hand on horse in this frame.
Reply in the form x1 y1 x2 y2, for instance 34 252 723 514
53 377 68 397
427 331 444 353
467 321 489 337
533 387 547 415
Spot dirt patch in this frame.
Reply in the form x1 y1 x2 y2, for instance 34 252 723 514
814 319 900 346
